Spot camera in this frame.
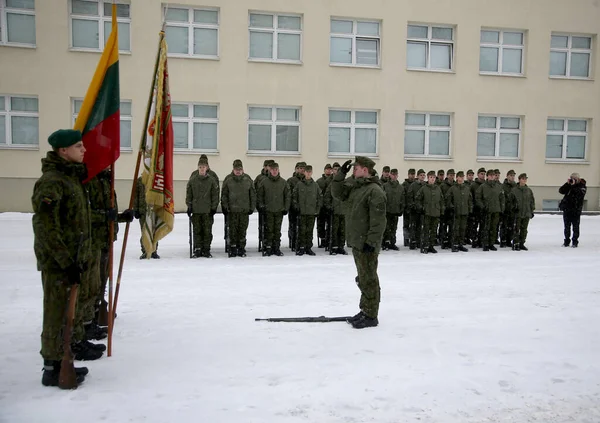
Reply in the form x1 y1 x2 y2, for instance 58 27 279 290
569 178 574 183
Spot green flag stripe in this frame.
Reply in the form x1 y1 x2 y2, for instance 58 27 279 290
83 61 120 134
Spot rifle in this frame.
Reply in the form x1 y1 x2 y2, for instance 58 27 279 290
59 232 84 390
328 210 334 255
188 215 193 258
288 211 294 251
258 211 264 252
512 207 519 249
224 212 230 253
255 315 353 323
295 213 300 251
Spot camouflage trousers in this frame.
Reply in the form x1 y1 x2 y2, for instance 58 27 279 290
192 213 213 251
317 207 329 241
483 212 500 247
40 268 87 360
78 249 102 325
384 214 398 245
451 214 468 246
439 209 454 246
500 212 515 245
352 248 381 319
409 211 423 247
298 215 316 249
264 211 284 249
228 212 249 249
402 212 411 244
513 217 530 245
422 216 440 249
288 211 298 249
330 214 346 249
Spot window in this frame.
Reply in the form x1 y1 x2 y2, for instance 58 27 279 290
542 200 560 212
328 109 378 155
0 0 36 46
70 0 130 52
330 18 380 67
0 95 39 147
480 29 524 75
248 106 300 154
546 118 588 161
406 24 454 71
477 116 521 159
404 112 451 157
550 34 592 78
248 13 301 62
164 6 218 58
170 103 218 151
73 98 133 150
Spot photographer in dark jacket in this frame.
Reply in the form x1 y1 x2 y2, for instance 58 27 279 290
558 173 587 247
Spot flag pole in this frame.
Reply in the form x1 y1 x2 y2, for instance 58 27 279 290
113 28 165 317
107 162 116 356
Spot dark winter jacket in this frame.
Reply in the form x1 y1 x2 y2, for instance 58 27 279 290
186 172 219 214
221 174 256 214
407 180 426 212
446 183 473 216
510 184 535 218
383 180 405 216
416 183 444 217
476 180 505 213
502 179 517 214
292 178 323 216
559 180 587 213
258 174 290 213
470 178 485 210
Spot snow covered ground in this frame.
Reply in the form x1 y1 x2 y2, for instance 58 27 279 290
1 212 599 423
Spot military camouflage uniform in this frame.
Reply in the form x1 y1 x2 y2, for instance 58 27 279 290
501 178 517 246
32 151 92 360
316 173 332 246
476 180 505 249
401 177 414 246
323 182 346 251
510 183 535 247
445 182 473 247
292 178 323 251
439 179 455 247
258 173 290 253
382 179 405 247
407 180 426 249
221 174 256 252
469 178 485 246
416 183 444 251
187 171 219 253
133 176 153 255
287 173 304 250
331 171 386 319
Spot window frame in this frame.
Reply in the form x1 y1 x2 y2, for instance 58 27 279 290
0 0 36 48
247 105 301 155
476 114 522 161
163 5 219 59
69 0 131 53
329 18 381 68
328 108 379 157
549 33 593 80
72 97 134 152
248 12 302 64
170 102 219 153
545 117 589 162
403 111 452 159
0 94 39 149
406 23 455 72
479 28 525 76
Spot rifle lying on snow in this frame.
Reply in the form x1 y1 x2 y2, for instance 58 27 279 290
255 315 353 323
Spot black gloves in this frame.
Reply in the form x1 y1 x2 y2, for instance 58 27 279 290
134 210 141 219
340 159 352 175
65 263 82 286
119 209 134 223
106 208 118 221
530 213 534 219
362 243 375 253
187 206 193 217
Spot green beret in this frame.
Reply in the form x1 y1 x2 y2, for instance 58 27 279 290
352 156 375 169
390 168 398 174
486 169 495 176
332 162 341 168
518 173 528 180
417 168 425 175
324 163 332 170
467 169 475 175
48 129 82 148
408 168 416 174
270 162 279 169
507 169 516 176
477 167 486 174
304 165 313 172
456 171 465 177
233 159 243 169
427 170 436 177
447 169 455 175
382 166 390 172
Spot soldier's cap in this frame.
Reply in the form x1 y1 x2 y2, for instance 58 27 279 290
518 173 528 180
294 162 301 168
456 171 465 177
467 169 475 175
304 165 313 172
477 167 486 174
408 168 416 174
507 169 516 176
447 169 455 175
494 169 500 174
270 162 279 169
298 161 307 168
198 159 209 167
263 159 272 167
427 170 436 177
486 169 495 176
351 156 376 169
417 168 426 175
233 159 243 169
382 166 391 172
48 129 82 148
390 168 398 175
324 163 332 170
332 162 341 168
437 169 445 175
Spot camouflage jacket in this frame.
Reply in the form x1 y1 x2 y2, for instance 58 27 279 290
510 184 535 218
86 170 122 250
323 182 344 215
383 180 405 216
258 174 290 213
221 174 256 213
292 178 323 216
133 177 147 216
416 183 445 217
32 151 92 271
446 183 473 216
407 180 426 211
476 180 505 213
502 179 517 214
186 172 219 214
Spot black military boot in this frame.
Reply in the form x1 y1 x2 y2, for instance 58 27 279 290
351 314 379 329
346 311 364 324
296 248 305 256
139 253 147 260
305 248 316 256
458 245 469 252
483 245 490 251
151 251 160 259
500 241 506 248
563 239 570 247
410 242 417 250
85 322 108 341
388 244 399 251
238 247 247 257
202 248 213 258
572 240 579 248
193 249 202 258
428 246 438 254
329 246 337 255
42 360 87 388
228 246 238 258
512 243 520 251
262 247 272 257
71 341 104 361
337 247 348 255
519 244 528 251
273 247 284 256
451 245 459 252
489 245 498 251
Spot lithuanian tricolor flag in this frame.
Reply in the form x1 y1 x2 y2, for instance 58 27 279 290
74 4 120 182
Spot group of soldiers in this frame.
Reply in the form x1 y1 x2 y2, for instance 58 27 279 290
185 158 536 257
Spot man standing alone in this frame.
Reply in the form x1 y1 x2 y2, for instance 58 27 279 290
559 173 587 247
331 157 386 329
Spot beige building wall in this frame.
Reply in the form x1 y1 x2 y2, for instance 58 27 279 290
0 0 599 212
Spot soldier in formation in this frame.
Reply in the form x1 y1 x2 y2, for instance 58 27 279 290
382 168 405 250
292 165 322 256
257 162 290 256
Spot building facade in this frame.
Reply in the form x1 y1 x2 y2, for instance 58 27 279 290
0 0 599 212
